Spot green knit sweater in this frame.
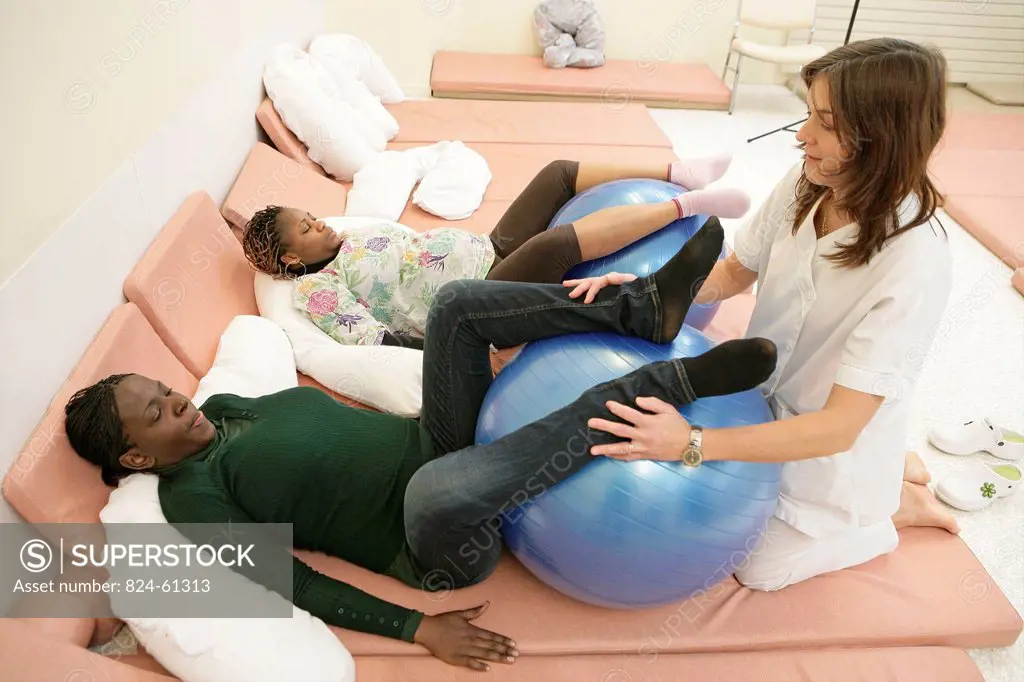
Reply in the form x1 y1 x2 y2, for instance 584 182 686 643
157 387 434 642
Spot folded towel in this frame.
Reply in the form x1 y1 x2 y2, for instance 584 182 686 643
345 150 425 222
413 142 492 220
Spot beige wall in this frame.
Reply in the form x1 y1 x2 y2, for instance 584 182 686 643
0 0 291 286
326 0 784 97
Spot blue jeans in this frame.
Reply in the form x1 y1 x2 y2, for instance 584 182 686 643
403 276 697 588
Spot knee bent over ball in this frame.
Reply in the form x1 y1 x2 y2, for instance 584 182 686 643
548 178 725 331
475 328 781 609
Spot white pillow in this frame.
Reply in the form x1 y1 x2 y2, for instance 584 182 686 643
308 34 405 104
98 316 356 682
263 43 379 181
101 476 355 682
309 47 399 141
252 227 423 418
191 315 298 406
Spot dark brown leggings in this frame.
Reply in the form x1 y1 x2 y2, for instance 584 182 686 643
485 160 584 284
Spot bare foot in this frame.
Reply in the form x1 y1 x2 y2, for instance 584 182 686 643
903 450 931 485
892 481 961 534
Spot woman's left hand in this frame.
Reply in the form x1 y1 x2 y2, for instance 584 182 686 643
588 397 693 461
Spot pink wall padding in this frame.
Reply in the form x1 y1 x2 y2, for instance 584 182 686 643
2 304 198 526
430 51 732 110
944 195 1024 271
256 97 327 175
290 527 1021 658
386 97 673 148
221 143 349 231
124 192 259 378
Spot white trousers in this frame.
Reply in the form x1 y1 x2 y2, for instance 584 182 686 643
734 515 899 591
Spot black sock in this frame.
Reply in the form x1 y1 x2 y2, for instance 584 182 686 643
652 216 725 341
679 338 778 399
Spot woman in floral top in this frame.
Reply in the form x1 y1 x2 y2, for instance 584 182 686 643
241 157 750 347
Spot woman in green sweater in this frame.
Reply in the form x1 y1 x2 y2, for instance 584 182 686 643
65 218 776 672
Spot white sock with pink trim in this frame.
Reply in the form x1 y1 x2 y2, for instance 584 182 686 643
671 187 751 220
668 153 733 190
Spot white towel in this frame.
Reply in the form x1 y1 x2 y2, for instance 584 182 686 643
344 150 424 222
413 142 492 220
345 142 491 222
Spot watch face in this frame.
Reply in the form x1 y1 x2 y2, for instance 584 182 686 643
682 448 702 467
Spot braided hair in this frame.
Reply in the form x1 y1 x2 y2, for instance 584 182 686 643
65 374 134 487
241 205 293 278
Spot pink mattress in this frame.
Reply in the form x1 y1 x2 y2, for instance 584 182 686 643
255 96 673 175
0 619 985 682
296 537 1021 658
353 648 984 682
929 148 1024 198
939 112 1024 151
387 97 672 147
3 284 1018 682
430 51 732 110
387 142 679 202
943 195 1024 270
222 142 679 236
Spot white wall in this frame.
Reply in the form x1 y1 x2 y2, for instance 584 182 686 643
327 0 785 97
0 0 324 523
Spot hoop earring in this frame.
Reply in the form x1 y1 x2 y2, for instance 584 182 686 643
286 261 308 279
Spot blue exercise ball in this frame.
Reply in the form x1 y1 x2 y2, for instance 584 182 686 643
475 328 781 609
549 178 724 331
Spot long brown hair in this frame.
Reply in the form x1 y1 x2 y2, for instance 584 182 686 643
794 38 947 267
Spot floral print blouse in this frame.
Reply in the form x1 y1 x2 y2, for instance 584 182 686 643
293 222 495 345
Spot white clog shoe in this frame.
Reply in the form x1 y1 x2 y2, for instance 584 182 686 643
928 417 1024 461
935 461 1022 512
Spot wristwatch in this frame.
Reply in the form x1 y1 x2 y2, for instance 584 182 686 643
681 426 704 467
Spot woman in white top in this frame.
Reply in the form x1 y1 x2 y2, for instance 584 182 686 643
571 37 960 590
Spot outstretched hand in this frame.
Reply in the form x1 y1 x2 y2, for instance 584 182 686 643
588 396 692 461
563 272 638 304
414 602 519 671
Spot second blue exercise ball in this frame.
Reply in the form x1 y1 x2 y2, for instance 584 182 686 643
549 178 724 331
475 328 781 609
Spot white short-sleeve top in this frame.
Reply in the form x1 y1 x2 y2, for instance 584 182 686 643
732 163 952 537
